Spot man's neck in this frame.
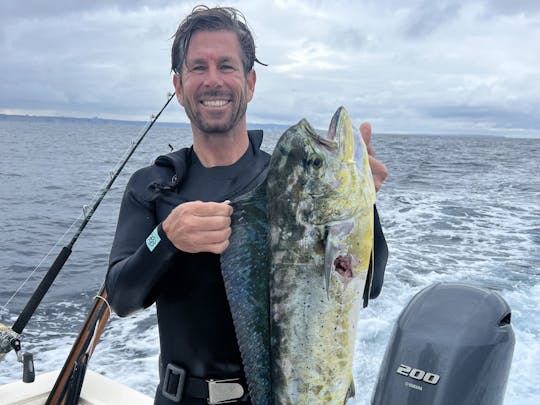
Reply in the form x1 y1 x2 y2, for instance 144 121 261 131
191 126 250 168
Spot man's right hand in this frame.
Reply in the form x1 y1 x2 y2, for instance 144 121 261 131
162 201 233 254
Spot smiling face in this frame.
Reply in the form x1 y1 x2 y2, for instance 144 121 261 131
174 30 256 137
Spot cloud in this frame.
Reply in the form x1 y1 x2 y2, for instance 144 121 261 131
422 103 540 133
484 0 540 16
402 1 462 39
0 3 183 118
0 0 177 20
1 0 539 136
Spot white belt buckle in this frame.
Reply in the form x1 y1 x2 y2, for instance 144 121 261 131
207 378 245 404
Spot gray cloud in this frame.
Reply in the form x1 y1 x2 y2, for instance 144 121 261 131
0 0 176 20
423 104 540 131
485 0 540 16
1 0 539 136
329 27 366 50
403 1 462 39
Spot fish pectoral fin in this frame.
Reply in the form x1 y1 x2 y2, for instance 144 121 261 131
324 228 339 298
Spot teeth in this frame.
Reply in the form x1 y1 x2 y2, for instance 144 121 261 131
203 100 228 107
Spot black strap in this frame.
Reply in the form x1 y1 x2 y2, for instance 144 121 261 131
161 363 249 403
184 376 210 399
64 356 88 405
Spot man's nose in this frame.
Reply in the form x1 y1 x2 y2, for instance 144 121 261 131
203 66 223 87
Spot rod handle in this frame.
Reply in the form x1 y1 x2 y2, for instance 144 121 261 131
23 352 35 383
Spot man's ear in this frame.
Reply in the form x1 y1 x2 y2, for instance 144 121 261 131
246 69 256 102
173 74 184 107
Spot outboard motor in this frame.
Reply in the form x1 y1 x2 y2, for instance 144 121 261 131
371 282 514 405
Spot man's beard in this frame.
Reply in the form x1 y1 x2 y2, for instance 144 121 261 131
183 89 248 135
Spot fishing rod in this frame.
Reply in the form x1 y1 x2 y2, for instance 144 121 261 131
0 92 175 378
45 285 110 405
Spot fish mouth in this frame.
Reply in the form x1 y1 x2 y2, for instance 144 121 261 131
328 106 347 142
304 120 338 152
306 107 348 151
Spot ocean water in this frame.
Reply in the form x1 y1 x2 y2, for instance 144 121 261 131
0 116 538 404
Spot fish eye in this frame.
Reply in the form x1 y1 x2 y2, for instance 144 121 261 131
311 155 324 169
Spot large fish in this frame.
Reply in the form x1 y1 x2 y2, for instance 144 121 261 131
221 106 375 405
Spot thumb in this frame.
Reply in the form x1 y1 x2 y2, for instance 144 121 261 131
360 122 375 157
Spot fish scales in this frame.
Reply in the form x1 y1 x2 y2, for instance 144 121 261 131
221 106 375 405
267 107 375 404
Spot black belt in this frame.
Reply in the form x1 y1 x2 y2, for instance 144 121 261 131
162 363 249 404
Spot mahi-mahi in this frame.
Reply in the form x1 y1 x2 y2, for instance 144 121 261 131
221 106 375 405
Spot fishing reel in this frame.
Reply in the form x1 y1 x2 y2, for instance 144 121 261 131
0 323 35 383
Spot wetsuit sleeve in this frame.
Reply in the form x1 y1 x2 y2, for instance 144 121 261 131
362 205 388 307
106 171 178 317
369 205 388 299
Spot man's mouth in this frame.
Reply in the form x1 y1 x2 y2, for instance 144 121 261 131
201 99 230 107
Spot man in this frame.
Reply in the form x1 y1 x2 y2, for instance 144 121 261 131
106 5 388 405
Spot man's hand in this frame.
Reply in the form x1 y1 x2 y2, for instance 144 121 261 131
360 122 388 192
162 201 233 254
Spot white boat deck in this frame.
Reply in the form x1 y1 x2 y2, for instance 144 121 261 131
0 369 153 405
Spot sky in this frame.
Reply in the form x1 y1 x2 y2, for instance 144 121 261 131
1 0 540 137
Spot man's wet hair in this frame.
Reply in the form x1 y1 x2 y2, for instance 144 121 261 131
171 5 265 77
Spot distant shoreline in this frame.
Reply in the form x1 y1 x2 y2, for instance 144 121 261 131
0 112 172 126
0 113 291 132
2 113 538 139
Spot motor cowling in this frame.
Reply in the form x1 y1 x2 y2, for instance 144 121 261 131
371 282 515 405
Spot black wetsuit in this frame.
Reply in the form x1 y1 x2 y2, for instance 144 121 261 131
106 130 388 404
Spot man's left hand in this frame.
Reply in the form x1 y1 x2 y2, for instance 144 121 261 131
360 122 388 192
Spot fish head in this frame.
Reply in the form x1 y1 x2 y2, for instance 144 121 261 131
268 106 375 226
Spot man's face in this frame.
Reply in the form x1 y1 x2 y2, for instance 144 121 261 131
174 30 256 135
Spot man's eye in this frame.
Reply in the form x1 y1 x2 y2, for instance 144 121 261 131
221 65 235 72
192 65 206 72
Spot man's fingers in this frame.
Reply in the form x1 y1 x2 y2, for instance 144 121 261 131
181 226 231 254
360 122 371 143
188 200 233 217
162 200 234 254
191 227 232 245
197 239 230 255
369 155 388 192
360 121 388 192
184 215 231 232
360 122 376 157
